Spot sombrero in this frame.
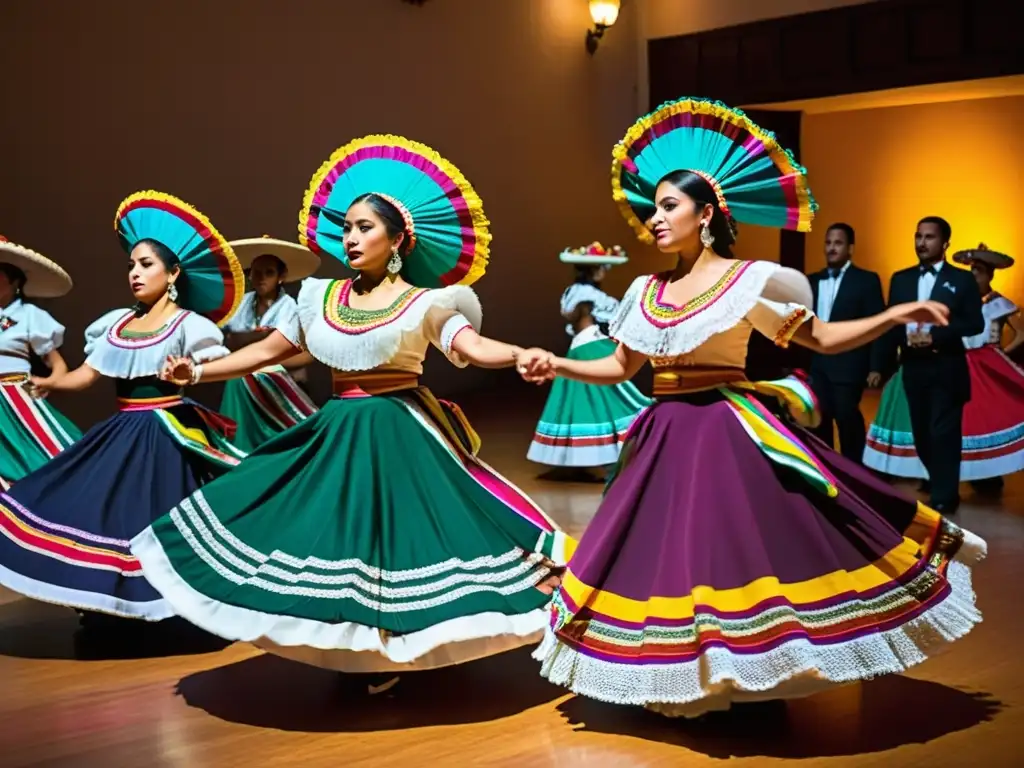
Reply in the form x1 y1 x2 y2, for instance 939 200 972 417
952 243 1014 270
115 191 245 326
229 236 320 282
559 242 628 265
612 97 818 243
298 134 491 288
0 236 73 298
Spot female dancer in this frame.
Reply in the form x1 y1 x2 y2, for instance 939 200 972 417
220 236 320 452
0 236 80 489
520 98 984 718
864 243 1024 489
0 192 245 620
131 135 570 693
527 243 651 477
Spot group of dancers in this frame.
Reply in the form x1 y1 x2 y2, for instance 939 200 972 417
0 98 985 720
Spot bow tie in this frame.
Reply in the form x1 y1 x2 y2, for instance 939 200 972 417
919 264 939 275
826 267 841 278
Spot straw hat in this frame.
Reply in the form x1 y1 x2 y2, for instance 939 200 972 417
0 236 73 298
952 243 1014 270
229 236 321 282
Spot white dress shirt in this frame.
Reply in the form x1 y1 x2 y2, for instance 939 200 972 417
909 260 942 339
816 260 850 322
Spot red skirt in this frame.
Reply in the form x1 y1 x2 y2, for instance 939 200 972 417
960 346 1024 480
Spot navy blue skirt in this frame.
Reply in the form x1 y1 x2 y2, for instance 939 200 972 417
0 398 242 619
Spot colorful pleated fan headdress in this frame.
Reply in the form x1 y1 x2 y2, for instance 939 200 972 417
115 191 245 326
612 98 818 243
298 134 491 288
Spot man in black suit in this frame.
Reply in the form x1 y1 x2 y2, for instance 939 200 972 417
809 223 885 462
877 216 984 513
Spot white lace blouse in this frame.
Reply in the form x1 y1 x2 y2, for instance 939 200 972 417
223 291 302 347
963 294 1018 350
296 278 481 376
83 308 231 379
610 260 814 375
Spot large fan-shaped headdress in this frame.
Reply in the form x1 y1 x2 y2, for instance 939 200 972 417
612 98 818 242
298 134 491 288
115 191 244 326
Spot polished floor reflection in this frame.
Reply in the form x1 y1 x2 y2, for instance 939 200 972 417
0 392 1020 767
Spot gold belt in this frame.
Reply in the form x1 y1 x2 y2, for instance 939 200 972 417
652 366 747 397
332 370 420 397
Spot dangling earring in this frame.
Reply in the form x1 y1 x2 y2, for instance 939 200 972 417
700 222 715 248
168 283 179 301
386 248 403 282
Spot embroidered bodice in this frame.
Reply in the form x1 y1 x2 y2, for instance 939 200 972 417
560 283 620 337
964 293 1018 350
296 278 481 378
223 291 301 346
0 300 66 374
84 308 231 379
609 261 814 393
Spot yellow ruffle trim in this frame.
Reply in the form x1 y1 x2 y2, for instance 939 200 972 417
115 190 245 327
297 134 491 287
611 98 817 244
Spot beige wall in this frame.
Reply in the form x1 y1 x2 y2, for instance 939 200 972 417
0 0 645 426
802 95 1024 305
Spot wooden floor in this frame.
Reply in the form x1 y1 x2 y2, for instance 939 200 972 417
0 392 1021 767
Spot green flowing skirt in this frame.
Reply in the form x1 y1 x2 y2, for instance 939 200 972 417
0 379 81 490
527 335 652 467
863 368 920 476
131 387 571 672
219 366 317 453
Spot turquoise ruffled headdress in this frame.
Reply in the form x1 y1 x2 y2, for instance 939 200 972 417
612 98 818 241
116 191 244 326
299 134 491 288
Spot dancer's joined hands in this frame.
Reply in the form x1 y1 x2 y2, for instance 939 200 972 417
515 347 556 383
161 355 194 386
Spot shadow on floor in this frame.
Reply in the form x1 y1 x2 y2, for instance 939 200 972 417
176 647 565 731
0 600 230 660
557 674 1002 759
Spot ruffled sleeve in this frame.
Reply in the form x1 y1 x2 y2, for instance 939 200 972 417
84 309 131 356
266 294 302 347
180 313 231 362
24 306 65 356
607 275 648 345
423 287 483 368
746 266 816 348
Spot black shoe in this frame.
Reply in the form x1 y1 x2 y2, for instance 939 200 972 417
931 501 959 515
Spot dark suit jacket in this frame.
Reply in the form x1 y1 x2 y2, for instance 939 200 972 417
809 264 885 384
877 260 985 400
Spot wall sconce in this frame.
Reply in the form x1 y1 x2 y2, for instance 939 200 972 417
586 0 621 55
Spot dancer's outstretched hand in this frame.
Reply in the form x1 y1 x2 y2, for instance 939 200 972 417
515 348 555 384
886 300 950 327
161 355 194 386
24 376 50 400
